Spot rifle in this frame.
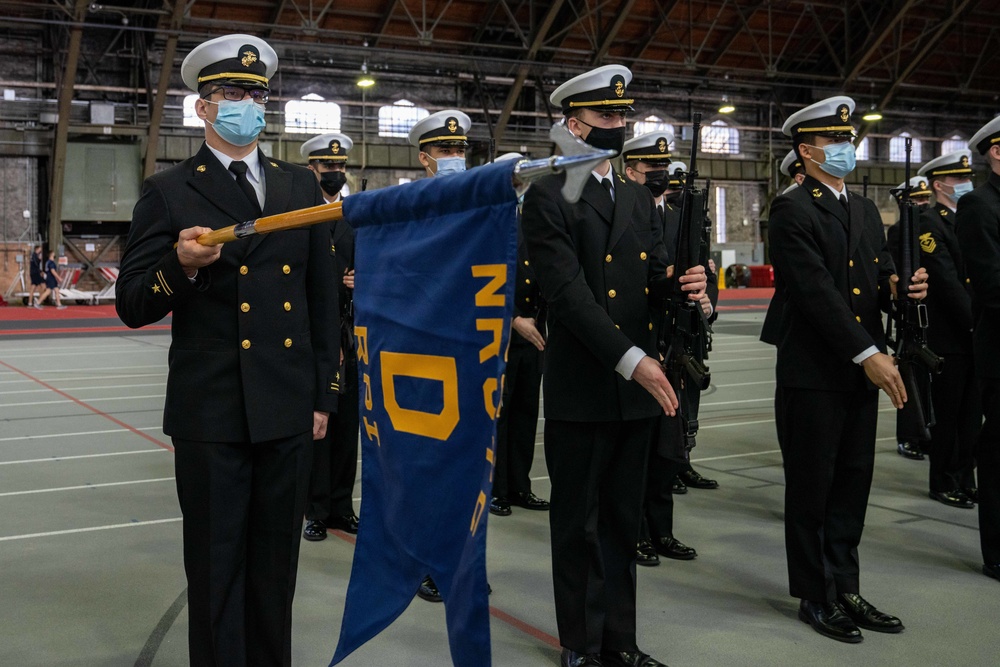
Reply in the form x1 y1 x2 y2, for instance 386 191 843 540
660 112 711 454
886 137 943 441
862 174 869 199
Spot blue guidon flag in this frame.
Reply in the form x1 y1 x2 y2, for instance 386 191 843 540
331 161 519 666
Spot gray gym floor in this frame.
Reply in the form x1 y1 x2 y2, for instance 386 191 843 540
0 312 996 666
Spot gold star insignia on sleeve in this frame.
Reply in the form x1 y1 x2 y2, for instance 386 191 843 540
151 284 161 293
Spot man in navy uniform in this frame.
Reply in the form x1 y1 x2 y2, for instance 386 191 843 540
764 96 927 643
116 34 339 666
407 109 472 603
522 65 706 667
491 153 551 518
956 116 1000 582
300 133 361 540
623 134 704 566
898 154 978 505
780 149 807 191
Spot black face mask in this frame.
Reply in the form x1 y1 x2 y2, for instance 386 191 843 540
916 202 931 212
320 171 347 197
640 170 669 198
576 119 626 156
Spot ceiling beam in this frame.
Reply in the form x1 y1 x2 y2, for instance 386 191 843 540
493 0 566 145
843 0 920 87
370 0 401 48
703 0 766 70
590 0 638 65
627 0 682 63
144 0 186 179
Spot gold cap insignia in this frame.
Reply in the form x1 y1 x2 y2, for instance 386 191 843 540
611 74 626 98
446 117 458 133
811 188 822 198
961 155 969 167
919 231 937 254
196 164 207 172
657 138 667 153
331 140 341 154
838 105 850 123
919 181 927 190
241 50 258 68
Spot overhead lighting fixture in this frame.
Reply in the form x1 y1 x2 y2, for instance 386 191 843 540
862 104 882 122
357 62 375 88
718 95 735 114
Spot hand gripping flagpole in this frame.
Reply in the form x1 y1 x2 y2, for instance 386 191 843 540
191 123 614 246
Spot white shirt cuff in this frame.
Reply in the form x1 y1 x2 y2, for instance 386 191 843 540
615 346 647 380
853 346 878 365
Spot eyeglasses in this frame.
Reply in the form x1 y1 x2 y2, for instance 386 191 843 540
204 85 269 104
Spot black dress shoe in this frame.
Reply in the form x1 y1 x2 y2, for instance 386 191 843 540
897 441 925 460
836 593 903 633
600 649 667 667
797 599 863 643
636 540 660 567
669 477 687 494
679 468 719 489
417 576 442 602
326 513 360 533
964 487 979 503
489 496 512 516
513 491 550 510
983 563 1000 581
302 519 327 542
928 490 975 509
653 537 697 560
560 648 603 667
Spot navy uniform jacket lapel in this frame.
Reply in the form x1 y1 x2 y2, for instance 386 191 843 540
847 191 864 258
579 173 614 225
607 168 634 253
243 150 292 258
187 143 258 227
803 175 848 230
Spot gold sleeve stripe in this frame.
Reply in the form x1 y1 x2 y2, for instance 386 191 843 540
155 270 173 296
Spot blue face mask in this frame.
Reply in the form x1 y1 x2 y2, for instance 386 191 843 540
208 99 266 147
809 141 856 178
947 181 974 203
430 155 467 177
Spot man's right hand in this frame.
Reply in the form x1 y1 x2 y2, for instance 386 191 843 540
512 316 545 351
177 226 222 277
861 352 907 409
632 355 678 416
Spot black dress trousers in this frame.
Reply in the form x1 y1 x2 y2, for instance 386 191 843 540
928 353 980 492
979 379 1000 565
494 336 543 499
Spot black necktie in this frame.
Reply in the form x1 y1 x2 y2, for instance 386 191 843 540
839 194 849 213
602 178 614 203
229 160 262 216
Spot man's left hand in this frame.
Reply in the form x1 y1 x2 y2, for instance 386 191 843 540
313 411 329 440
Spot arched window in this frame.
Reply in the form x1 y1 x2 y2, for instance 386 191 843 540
379 99 429 138
855 136 870 162
889 131 922 163
285 93 341 134
941 134 966 156
633 115 676 147
183 94 204 128
701 120 739 155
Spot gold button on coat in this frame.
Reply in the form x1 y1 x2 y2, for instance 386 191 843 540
644 287 649 295
640 252 647 260
608 289 617 298
874 257 879 263
239 265 249 275
524 260 529 266
605 254 612 263
240 303 250 313
648 323 653 330
525 279 531 284
283 302 292 311
853 288 861 295
284 338 292 348
856 316 862 322
282 265 291 274
849 260 854 267
241 339 251 350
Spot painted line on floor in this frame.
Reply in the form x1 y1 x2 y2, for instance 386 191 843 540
0 477 175 498
712 380 775 388
135 588 188 667
0 426 163 443
0 359 173 452
0 394 164 408
0 449 167 466
0 517 182 542
704 356 775 364
0 324 171 336
0 383 165 396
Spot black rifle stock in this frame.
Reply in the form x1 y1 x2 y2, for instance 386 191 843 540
886 137 943 441
660 113 711 454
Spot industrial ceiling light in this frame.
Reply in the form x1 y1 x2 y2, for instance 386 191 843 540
718 95 735 114
862 104 883 122
357 61 375 88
